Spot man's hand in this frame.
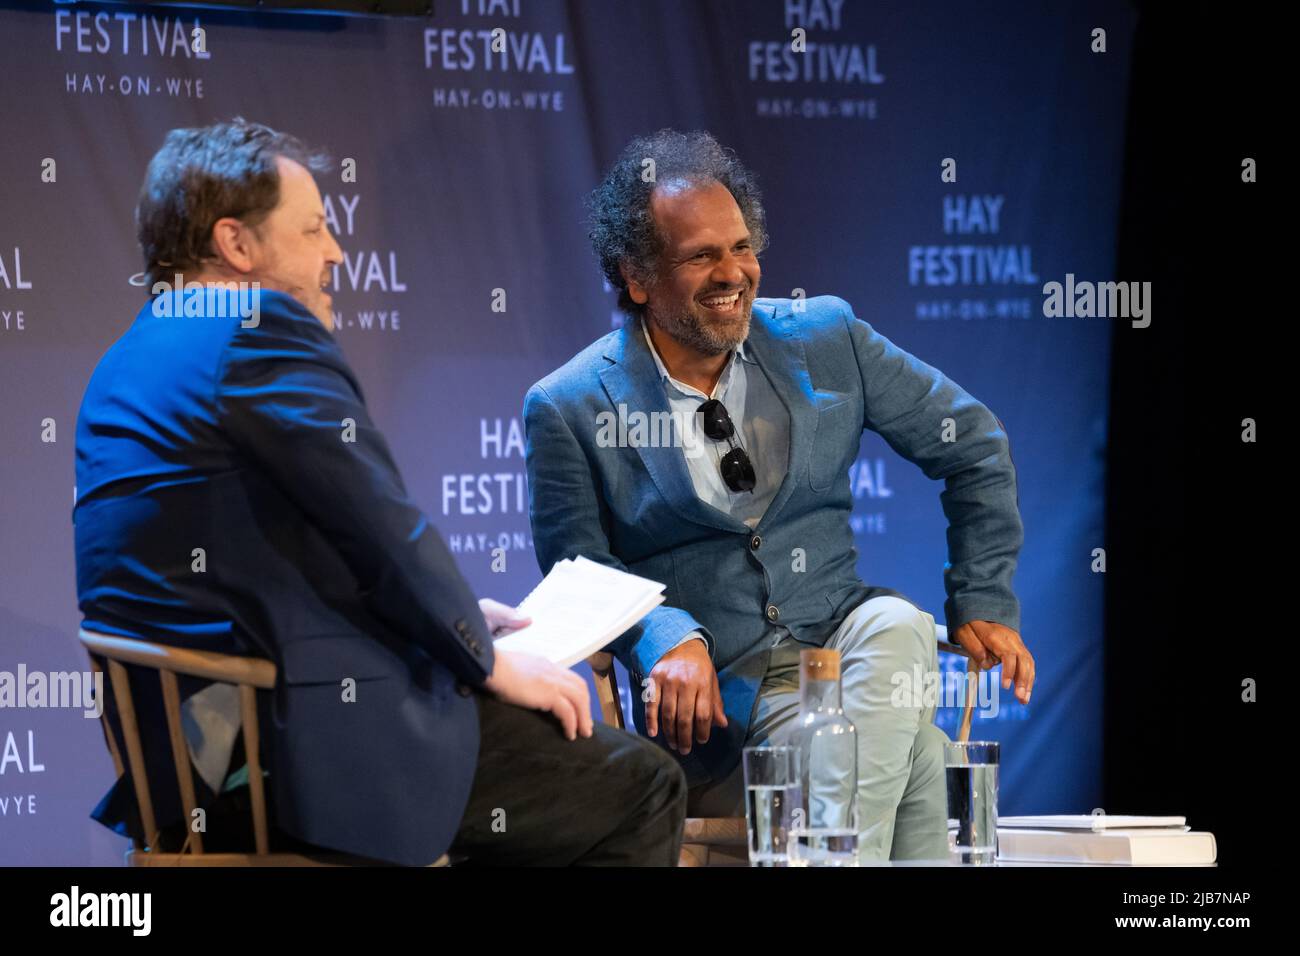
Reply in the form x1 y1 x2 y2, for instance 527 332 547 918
952 620 1035 704
645 639 728 755
482 649 593 741
478 597 532 637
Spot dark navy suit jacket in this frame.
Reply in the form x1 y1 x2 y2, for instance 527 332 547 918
74 288 493 866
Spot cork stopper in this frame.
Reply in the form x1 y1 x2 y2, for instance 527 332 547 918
800 648 841 681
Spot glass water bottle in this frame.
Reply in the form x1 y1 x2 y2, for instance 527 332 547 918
788 648 859 866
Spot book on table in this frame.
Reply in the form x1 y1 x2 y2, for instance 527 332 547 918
999 814 1188 830
996 815 1216 865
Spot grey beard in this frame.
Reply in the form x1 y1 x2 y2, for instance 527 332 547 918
650 302 750 356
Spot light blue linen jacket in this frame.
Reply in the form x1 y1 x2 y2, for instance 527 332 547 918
524 296 1023 786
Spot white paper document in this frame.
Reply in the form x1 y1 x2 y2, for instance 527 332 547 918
998 814 1188 830
493 556 666 668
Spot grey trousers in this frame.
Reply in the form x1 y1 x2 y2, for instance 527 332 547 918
688 595 951 862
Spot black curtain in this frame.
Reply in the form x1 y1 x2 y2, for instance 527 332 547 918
1105 0 1268 868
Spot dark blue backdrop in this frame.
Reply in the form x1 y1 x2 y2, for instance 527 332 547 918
0 0 1135 864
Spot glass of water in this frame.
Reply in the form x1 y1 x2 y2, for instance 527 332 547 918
742 745 801 867
945 740 999 865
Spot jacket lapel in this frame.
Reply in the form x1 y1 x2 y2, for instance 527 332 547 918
598 321 750 535
743 301 817 534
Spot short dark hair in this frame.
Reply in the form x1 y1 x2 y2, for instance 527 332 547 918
587 129 768 317
135 117 330 288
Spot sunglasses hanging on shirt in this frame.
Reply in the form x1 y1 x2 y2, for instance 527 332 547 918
697 398 756 494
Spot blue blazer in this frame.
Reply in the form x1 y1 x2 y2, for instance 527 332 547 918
74 289 494 866
524 296 1023 786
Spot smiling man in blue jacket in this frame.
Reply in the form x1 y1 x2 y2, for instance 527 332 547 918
74 119 686 866
525 130 1035 862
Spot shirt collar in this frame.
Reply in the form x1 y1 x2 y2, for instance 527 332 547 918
639 317 752 396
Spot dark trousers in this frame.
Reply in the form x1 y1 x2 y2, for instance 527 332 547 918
161 690 687 866
446 691 688 866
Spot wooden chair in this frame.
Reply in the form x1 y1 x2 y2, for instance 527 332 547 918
587 624 981 867
79 629 449 867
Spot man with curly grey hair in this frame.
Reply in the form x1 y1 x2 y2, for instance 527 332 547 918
525 129 1034 862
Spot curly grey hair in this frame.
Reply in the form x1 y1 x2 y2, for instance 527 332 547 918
586 130 768 317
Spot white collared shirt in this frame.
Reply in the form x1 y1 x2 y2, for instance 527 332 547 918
639 318 788 530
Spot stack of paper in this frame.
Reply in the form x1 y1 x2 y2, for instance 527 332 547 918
1000 814 1189 830
493 556 666 668
997 815 1216 865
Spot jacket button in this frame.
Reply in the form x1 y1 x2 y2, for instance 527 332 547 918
456 682 473 697
750 535 762 551
469 639 483 653
766 604 780 622
455 619 470 635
